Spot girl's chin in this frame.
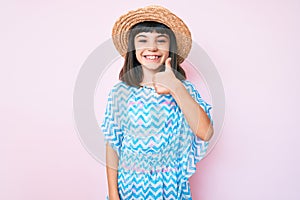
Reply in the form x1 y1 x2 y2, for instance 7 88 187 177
142 63 164 71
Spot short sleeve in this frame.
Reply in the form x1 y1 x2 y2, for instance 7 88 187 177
100 88 124 157
178 80 213 180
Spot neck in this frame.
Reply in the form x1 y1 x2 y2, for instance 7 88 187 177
141 67 160 86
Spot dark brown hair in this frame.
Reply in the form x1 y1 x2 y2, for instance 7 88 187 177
119 21 186 88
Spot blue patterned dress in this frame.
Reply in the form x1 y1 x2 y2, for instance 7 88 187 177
101 80 213 200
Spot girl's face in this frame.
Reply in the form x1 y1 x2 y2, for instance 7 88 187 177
134 31 170 72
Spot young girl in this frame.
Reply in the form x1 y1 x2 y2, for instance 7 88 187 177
101 5 213 200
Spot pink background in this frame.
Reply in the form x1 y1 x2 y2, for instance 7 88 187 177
2 0 300 199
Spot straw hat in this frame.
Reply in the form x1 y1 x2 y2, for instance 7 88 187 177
112 5 192 63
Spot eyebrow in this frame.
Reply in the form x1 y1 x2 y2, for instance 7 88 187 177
135 34 169 39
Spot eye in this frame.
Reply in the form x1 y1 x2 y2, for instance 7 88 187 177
157 39 167 43
138 39 147 43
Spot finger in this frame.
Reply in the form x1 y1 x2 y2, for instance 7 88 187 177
164 57 172 72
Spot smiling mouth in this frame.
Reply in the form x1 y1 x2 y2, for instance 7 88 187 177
143 55 161 60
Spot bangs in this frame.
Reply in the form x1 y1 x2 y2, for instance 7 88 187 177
130 21 171 36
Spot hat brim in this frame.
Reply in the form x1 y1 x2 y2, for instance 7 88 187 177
112 5 192 64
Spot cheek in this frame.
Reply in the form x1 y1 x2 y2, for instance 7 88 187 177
161 42 170 51
162 50 169 58
135 50 143 62
134 45 144 55
135 49 142 56
134 42 140 52
134 42 146 52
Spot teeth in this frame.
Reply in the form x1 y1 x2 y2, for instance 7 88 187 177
145 55 159 60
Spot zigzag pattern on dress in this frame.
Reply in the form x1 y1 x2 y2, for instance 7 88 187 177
101 80 212 199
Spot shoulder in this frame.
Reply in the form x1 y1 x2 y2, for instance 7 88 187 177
110 81 128 89
181 79 193 87
180 80 197 92
109 81 133 96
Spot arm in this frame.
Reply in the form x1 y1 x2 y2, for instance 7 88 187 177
170 80 214 141
106 143 120 200
152 57 213 141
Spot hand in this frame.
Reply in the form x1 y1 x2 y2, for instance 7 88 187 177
152 57 180 94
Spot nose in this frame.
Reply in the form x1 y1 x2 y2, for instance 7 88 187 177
147 41 158 51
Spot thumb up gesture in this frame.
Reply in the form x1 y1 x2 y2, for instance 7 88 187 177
152 57 179 94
